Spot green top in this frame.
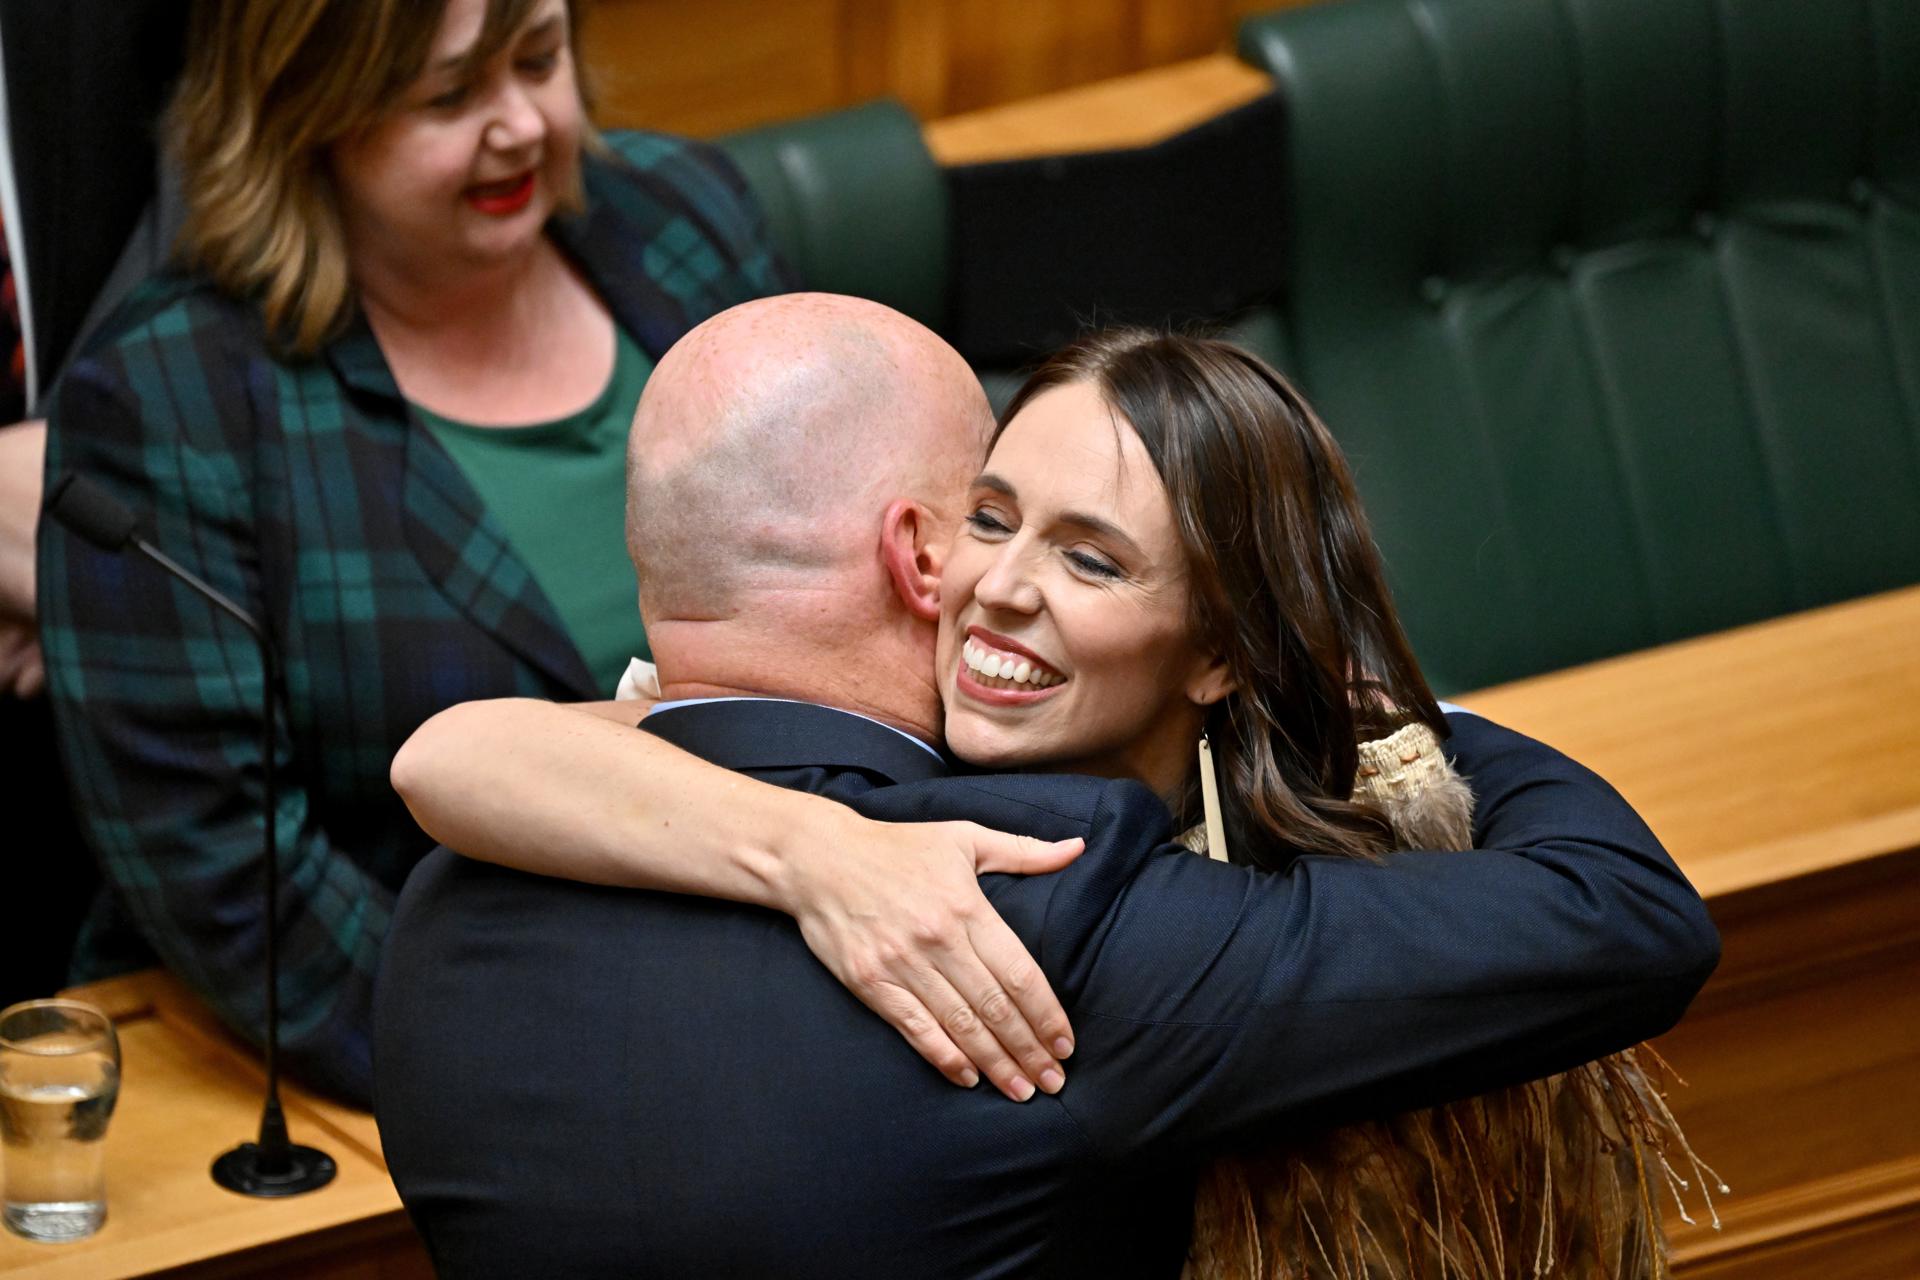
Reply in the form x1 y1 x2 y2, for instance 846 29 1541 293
417 325 653 693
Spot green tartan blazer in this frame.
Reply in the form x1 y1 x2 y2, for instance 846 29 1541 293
38 131 794 1102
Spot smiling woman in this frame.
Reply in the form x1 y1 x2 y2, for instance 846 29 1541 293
167 0 591 355
36 0 792 1102
329 2 588 271
940 377 1235 797
941 331 1705 1279
954 332 1445 869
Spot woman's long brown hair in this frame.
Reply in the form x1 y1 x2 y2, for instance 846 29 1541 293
1001 333 1704 1279
996 329 1445 868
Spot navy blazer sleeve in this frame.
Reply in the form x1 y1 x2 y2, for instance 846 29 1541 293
877 713 1718 1163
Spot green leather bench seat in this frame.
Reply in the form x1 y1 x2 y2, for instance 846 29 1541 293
716 101 951 333
720 98 1297 413
1239 0 1920 691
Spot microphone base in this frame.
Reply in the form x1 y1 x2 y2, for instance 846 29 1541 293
211 1142 338 1197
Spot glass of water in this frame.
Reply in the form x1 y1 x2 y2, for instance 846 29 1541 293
0 1000 121 1242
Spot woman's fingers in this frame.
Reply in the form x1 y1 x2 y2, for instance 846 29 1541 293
853 978 979 1090
904 960 1041 1102
869 923 1060 1101
915 926 1064 1100
838 938 1032 1099
955 912 1073 1084
969 829 1086 876
952 823 1079 1062
804 904 1064 1100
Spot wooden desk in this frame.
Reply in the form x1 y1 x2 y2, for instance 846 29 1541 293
1460 586 1920 1279
0 972 429 1280
922 53 1273 165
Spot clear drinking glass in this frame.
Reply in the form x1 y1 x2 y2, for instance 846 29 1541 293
0 1000 121 1242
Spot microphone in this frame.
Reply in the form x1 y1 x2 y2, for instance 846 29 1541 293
47 472 336 1198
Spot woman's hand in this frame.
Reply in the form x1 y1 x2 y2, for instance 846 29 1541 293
783 812 1084 1102
0 619 42 697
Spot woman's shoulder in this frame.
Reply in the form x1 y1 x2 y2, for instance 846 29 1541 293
61 269 267 389
47 269 286 454
583 129 773 256
592 128 739 185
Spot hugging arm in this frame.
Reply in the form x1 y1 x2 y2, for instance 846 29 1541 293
392 696 1083 1101
1034 711 1720 1158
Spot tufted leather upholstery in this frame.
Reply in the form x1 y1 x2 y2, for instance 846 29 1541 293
1240 0 1920 691
719 98 1297 414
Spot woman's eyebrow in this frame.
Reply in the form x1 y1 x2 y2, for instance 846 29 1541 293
973 474 1144 558
972 473 1016 498
1056 510 1145 560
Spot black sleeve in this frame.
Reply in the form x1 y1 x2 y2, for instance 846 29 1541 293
1042 711 1718 1161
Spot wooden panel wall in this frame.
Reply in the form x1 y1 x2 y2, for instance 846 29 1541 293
1657 852 1920 1278
580 0 1310 135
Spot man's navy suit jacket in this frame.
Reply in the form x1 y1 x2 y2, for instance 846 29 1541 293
374 700 1718 1279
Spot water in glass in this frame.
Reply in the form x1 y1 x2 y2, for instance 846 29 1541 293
1 1002 121 1243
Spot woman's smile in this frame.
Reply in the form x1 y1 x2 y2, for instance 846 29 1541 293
466 170 537 216
956 627 1069 705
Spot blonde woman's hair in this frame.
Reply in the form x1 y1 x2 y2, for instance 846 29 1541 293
167 0 589 354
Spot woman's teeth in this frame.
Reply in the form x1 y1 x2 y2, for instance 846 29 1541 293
962 639 1063 689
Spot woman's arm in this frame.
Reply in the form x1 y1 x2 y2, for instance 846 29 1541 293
392 697 1084 1102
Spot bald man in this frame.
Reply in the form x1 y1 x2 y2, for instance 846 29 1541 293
621 292 987 727
374 296 1715 1278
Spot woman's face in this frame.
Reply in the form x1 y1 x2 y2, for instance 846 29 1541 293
936 379 1228 796
330 0 583 280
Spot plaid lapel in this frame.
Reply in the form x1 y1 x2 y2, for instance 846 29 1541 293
327 318 599 700
551 137 795 360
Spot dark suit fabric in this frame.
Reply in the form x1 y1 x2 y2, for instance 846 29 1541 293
375 700 1718 1279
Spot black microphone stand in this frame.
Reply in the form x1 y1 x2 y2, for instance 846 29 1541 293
48 473 335 1197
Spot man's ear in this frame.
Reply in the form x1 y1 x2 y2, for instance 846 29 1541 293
1186 656 1236 708
880 498 943 621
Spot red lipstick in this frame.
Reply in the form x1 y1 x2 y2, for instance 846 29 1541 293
467 171 535 216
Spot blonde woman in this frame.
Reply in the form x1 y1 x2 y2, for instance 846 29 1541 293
38 0 798 1101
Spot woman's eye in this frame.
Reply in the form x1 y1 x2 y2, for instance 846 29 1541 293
519 50 560 77
426 84 469 110
966 510 1012 536
1067 549 1122 580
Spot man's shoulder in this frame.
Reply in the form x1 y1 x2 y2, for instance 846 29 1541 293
854 772 1176 851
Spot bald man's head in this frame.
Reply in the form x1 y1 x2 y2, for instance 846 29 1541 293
626 294 993 623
